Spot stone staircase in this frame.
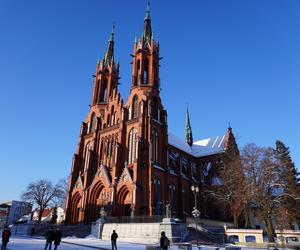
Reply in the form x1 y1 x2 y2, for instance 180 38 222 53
181 224 225 245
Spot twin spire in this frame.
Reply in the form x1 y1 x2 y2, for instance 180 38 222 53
102 2 152 65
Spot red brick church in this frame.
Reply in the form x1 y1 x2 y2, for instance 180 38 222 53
65 4 239 224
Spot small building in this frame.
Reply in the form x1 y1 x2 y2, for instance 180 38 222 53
0 201 32 227
32 207 65 224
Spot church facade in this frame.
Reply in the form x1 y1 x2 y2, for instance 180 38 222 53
65 4 239 225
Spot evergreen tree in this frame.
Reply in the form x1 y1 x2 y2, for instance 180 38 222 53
276 140 300 184
50 206 58 224
275 140 300 227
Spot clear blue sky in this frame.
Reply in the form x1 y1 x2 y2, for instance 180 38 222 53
0 0 299 202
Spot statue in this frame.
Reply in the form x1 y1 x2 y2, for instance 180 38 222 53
99 206 107 218
165 202 171 218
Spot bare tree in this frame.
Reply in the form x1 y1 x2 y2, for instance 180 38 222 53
241 144 289 242
21 179 64 223
205 150 246 227
55 177 69 209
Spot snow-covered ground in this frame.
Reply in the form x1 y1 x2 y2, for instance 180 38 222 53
3 236 282 250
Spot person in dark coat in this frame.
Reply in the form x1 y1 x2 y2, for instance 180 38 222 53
44 227 55 250
160 231 170 250
1 226 11 250
111 230 118 250
30 227 35 237
53 228 62 250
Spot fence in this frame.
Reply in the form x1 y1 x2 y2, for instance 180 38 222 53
104 215 163 223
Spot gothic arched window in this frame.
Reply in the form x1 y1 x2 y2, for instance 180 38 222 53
132 96 138 119
100 141 104 164
135 60 140 86
95 80 100 103
128 128 138 164
151 130 158 163
152 97 158 121
89 113 96 133
100 78 107 102
153 178 162 215
143 58 149 84
84 143 91 171
111 106 115 125
107 114 110 127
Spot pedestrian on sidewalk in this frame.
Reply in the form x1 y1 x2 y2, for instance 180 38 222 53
53 227 62 250
160 231 170 250
44 227 55 250
1 226 11 250
30 226 35 237
111 229 118 250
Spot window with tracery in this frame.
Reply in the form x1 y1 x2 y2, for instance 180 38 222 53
143 59 149 84
128 128 138 164
100 141 104 163
152 97 158 120
168 150 178 172
84 143 91 171
181 156 188 176
100 78 107 102
151 130 158 163
132 96 138 119
192 162 197 178
135 60 140 86
89 113 96 133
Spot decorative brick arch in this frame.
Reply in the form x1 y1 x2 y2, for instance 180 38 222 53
88 181 107 221
117 185 132 216
70 192 82 224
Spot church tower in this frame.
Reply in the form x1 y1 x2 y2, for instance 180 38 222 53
91 24 119 109
116 2 168 216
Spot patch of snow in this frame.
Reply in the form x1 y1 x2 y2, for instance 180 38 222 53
63 235 79 239
84 234 97 240
168 132 227 158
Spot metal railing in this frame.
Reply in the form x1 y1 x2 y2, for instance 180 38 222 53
104 215 163 223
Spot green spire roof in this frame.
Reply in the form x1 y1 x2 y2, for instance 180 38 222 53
104 23 115 65
142 1 152 42
185 107 193 146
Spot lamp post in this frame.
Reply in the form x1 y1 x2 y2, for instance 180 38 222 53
191 185 201 246
191 185 200 217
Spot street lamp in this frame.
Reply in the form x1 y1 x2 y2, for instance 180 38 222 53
191 185 200 211
191 185 201 246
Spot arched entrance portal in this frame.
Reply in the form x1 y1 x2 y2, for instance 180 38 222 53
117 186 132 216
89 181 111 222
70 192 81 224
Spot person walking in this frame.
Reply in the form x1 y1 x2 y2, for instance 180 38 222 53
111 230 118 250
44 227 55 250
160 231 170 250
53 228 62 250
1 226 11 250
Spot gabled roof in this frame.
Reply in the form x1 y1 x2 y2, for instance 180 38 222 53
168 132 226 158
117 165 133 189
99 164 112 186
